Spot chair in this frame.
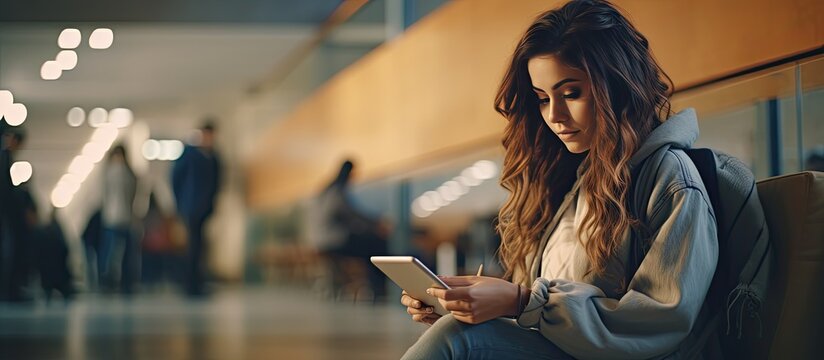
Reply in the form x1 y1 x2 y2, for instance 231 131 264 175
754 171 824 359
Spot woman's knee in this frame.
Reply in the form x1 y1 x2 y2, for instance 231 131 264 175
402 314 468 360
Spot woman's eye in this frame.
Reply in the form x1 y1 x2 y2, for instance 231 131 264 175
536 97 550 105
562 90 581 99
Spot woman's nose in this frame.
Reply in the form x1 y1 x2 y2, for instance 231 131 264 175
544 101 568 124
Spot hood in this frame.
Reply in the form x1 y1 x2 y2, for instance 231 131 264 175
629 108 699 168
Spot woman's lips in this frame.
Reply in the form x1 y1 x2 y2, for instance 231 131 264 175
556 130 580 140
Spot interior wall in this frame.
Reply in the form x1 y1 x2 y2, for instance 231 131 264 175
245 0 824 209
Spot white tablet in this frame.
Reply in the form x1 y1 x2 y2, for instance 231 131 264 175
370 256 450 315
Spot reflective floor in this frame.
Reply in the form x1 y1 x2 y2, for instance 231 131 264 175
0 287 424 359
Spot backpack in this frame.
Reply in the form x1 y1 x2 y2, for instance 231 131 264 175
627 148 772 357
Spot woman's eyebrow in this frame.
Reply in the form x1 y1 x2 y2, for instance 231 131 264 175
552 78 580 90
532 78 581 93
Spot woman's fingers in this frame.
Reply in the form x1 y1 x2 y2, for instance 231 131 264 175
421 314 440 325
407 305 434 315
428 286 470 301
400 292 422 308
441 299 472 312
412 313 441 324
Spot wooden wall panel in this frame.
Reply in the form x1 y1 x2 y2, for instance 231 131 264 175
246 0 823 209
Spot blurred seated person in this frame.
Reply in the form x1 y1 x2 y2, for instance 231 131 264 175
307 160 388 301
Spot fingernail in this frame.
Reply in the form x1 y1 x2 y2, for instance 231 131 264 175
426 307 433 313
426 289 432 295
414 301 420 308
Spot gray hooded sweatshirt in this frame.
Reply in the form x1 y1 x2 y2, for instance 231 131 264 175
516 108 719 359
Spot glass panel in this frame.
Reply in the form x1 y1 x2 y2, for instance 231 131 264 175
671 64 798 179
800 56 824 172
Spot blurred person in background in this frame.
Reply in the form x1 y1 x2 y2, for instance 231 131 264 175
100 144 138 294
36 208 75 303
141 192 183 288
804 146 824 172
82 209 103 291
308 160 388 301
0 124 8 299
0 126 37 302
172 121 221 297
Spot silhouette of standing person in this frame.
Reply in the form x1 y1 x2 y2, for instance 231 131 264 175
100 144 137 293
0 127 36 302
172 121 221 296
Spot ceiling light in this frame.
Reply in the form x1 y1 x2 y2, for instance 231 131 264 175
158 140 184 161
57 174 82 194
0 90 13 108
82 142 107 163
109 108 133 128
3 103 27 126
91 125 118 146
41 60 62 80
473 160 498 180
89 28 113 49
425 190 446 207
88 107 108 127
417 195 437 212
10 161 32 186
58 28 82 49
438 185 458 202
142 140 160 160
51 187 74 208
59 173 82 188
411 202 433 218
168 141 185 160
459 169 482 186
0 90 11 122
68 155 94 180
55 50 78 71
67 107 85 127
445 180 467 196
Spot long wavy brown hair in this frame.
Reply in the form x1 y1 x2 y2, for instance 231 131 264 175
494 0 673 284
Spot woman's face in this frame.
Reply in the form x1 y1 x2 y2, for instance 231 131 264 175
527 55 595 154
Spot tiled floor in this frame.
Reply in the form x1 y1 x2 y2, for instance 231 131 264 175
0 287 425 359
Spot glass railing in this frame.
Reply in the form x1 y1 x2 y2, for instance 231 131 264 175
671 54 824 178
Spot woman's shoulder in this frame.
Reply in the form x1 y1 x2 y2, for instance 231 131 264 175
653 148 706 192
634 147 712 219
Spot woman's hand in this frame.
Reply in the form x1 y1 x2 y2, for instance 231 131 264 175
427 276 524 324
400 290 441 325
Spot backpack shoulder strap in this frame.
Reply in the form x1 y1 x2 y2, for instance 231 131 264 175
684 148 721 227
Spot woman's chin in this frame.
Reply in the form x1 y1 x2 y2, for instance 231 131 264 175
564 143 590 154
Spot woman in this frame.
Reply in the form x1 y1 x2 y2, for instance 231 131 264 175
400 1 719 359
100 144 138 293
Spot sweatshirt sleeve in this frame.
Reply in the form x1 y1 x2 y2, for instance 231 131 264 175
516 186 718 360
